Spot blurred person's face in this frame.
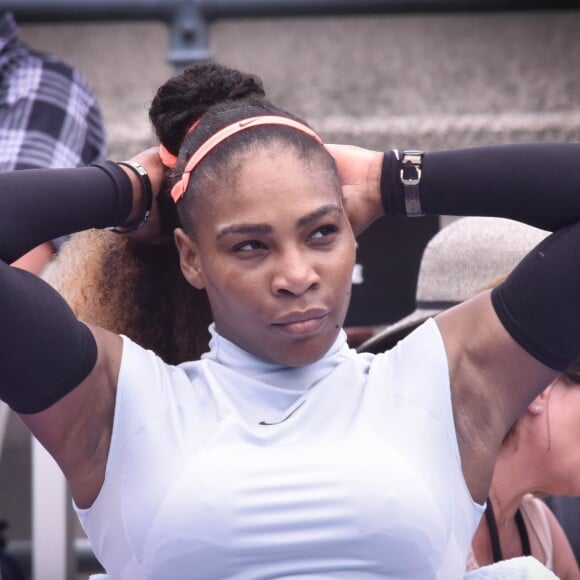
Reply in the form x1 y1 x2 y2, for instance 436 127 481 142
532 380 580 496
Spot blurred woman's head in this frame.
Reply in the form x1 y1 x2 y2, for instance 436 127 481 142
505 358 580 496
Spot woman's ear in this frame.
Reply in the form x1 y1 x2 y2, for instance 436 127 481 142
174 228 205 289
527 380 556 415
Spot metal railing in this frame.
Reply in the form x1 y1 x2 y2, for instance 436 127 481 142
8 538 98 579
6 0 580 68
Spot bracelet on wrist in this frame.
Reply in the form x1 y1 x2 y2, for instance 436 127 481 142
398 150 424 217
107 161 152 234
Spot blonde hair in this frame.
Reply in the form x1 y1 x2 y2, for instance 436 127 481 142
48 229 212 364
47 61 319 366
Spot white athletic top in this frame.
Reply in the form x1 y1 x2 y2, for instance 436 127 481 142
464 557 558 579
75 319 484 579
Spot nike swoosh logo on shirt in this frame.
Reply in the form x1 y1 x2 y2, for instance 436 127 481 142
259 401 306 426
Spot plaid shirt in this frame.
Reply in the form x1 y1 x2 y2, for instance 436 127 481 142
0 11 106 171
0 11 106 247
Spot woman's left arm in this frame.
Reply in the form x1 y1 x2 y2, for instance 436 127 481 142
381 142 580 230
329 141 580 232
329 142 580 502
331 141 580 373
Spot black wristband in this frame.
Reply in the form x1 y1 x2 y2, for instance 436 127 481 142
380 150 406 216
109 161 152 233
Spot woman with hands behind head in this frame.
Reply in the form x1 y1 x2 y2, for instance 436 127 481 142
2 60 580 578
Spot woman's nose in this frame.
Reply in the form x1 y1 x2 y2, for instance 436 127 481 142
271 249 320 297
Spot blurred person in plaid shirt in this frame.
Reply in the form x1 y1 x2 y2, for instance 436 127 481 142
0 11 106 275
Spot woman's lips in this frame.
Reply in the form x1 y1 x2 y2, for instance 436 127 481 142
272 310 329 336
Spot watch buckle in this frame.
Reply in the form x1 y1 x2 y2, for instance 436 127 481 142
400 151 423 186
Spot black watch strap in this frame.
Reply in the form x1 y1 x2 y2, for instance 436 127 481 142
400 150 424 217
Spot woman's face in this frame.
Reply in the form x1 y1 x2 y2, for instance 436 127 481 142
176 144 356 366
539 382 580 495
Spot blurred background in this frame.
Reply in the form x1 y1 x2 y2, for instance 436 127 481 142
2 1 580 578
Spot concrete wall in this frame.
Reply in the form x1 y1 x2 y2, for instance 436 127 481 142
18 10 580 158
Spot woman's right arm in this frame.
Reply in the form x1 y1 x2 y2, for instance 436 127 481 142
0 153 161 507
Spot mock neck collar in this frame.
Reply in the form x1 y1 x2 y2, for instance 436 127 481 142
201 323 351 393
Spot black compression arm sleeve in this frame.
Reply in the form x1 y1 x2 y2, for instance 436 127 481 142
0 161 132 263
381 142 580 230
0 263 98 413
491 222 580 371
0 161 132 413
381 141 580 371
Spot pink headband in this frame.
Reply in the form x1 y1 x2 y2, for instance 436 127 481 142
169 115 324 203
159 144 178 168
159 120 201 169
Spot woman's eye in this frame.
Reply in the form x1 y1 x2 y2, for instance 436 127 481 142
234 240 265 252
310 224 338 240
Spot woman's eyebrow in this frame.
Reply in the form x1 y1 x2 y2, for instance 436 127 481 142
296 204 342 228
216 204 342 240
217 223 272 240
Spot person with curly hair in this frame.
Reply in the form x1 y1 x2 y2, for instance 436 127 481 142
0 11 106 275
2 61 580 578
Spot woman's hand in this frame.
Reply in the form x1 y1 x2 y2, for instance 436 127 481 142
326 144 384 236
117 147 167 244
